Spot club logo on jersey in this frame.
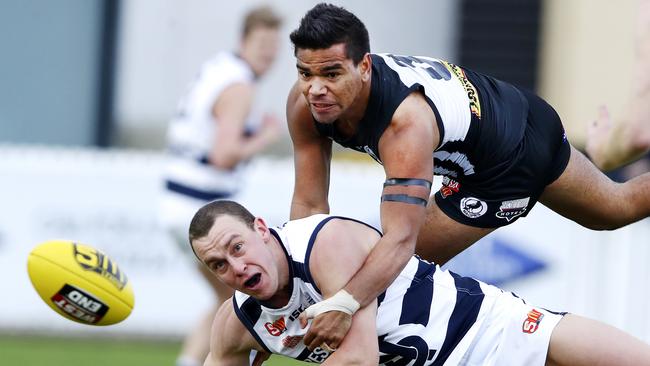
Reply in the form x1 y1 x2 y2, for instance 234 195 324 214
442 61 481 119
73 243 128 290
51 284 109 324
282 335 303 348
440 177 461 198
460 197 487 218
265 316 287 337
522 308 545 334
496 197 530 222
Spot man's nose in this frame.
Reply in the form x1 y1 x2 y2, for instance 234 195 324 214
309 79 327 96
231 258 247 275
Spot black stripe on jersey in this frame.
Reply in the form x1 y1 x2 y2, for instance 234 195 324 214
165 180 232 201
432 273 484 366
399 260 436 327
304 216 383 295
231 296 272 353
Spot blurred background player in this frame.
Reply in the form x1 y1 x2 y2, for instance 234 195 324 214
586 0 650 172
159 5 282 366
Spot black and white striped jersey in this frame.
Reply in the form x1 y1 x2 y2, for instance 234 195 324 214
314 53 529 186
232 214 513 365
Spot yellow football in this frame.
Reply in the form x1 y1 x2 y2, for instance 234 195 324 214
27 240 135 326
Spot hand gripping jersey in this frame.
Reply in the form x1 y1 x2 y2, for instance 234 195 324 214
314 54 570 228
164 52 260 201
233 215 564 365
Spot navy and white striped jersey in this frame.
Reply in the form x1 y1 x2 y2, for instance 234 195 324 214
232 214 516 365
314 53 529 185
164 52 261 200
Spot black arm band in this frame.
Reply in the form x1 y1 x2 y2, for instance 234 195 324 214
381 194 428 207
383 178 432 190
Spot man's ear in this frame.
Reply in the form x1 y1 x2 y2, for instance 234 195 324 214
254 217 271 242
360 53 372 82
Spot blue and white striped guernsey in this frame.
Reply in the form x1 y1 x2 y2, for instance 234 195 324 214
232 214 562 365
164 51 260 201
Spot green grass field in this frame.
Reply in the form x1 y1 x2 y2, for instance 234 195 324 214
0 335 307 366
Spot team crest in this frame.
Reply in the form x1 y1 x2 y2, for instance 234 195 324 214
496 197 530 222
460 197 487 218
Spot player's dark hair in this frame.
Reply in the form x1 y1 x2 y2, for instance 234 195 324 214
189 200 255 245
289 3 370 65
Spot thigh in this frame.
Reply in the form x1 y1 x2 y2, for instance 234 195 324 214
538 145 632 229
416 196 495 265
546 314 650 366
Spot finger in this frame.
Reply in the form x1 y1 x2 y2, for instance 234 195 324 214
298 313 308 328
303 328 316 349
308 334 324 352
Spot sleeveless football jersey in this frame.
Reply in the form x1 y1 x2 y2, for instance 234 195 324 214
314 53 529 186
232 215 561 365
164 52 260 200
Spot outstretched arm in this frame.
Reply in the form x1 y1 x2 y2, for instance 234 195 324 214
300 92 437 348
203 299 263 366
286 82 333 219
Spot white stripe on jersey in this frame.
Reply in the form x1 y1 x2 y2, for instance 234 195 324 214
376 53 472 145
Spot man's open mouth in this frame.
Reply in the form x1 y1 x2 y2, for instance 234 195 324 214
244 273 262 288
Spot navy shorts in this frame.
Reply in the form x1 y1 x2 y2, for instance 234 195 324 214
434 90 571 228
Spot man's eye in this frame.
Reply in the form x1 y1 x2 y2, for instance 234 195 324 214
234 243 243 252
326 72 338 79
213 261 226 271
299 71 311 78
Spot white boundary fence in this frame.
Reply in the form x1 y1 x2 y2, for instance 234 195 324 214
0 145 648 343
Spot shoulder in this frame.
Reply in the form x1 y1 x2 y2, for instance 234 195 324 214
286 81 322 140
286 82 311 123
381 91 439 151
308 218 380 295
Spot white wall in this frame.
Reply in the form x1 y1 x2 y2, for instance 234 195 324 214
1 146 649 345
114 0 459 147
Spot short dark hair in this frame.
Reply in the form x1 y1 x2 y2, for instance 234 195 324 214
241 5 282 39
289 3 370 65
189 200 255 246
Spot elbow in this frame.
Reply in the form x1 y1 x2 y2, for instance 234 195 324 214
210 154 239 170
385 230 418 257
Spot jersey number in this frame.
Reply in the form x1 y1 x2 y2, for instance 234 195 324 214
386 54 452 81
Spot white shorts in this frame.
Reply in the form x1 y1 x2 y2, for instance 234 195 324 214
458 291 564 366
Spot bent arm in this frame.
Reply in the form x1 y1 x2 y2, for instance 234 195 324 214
210 83 279 170
341 93 436 308
286 82 332 219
